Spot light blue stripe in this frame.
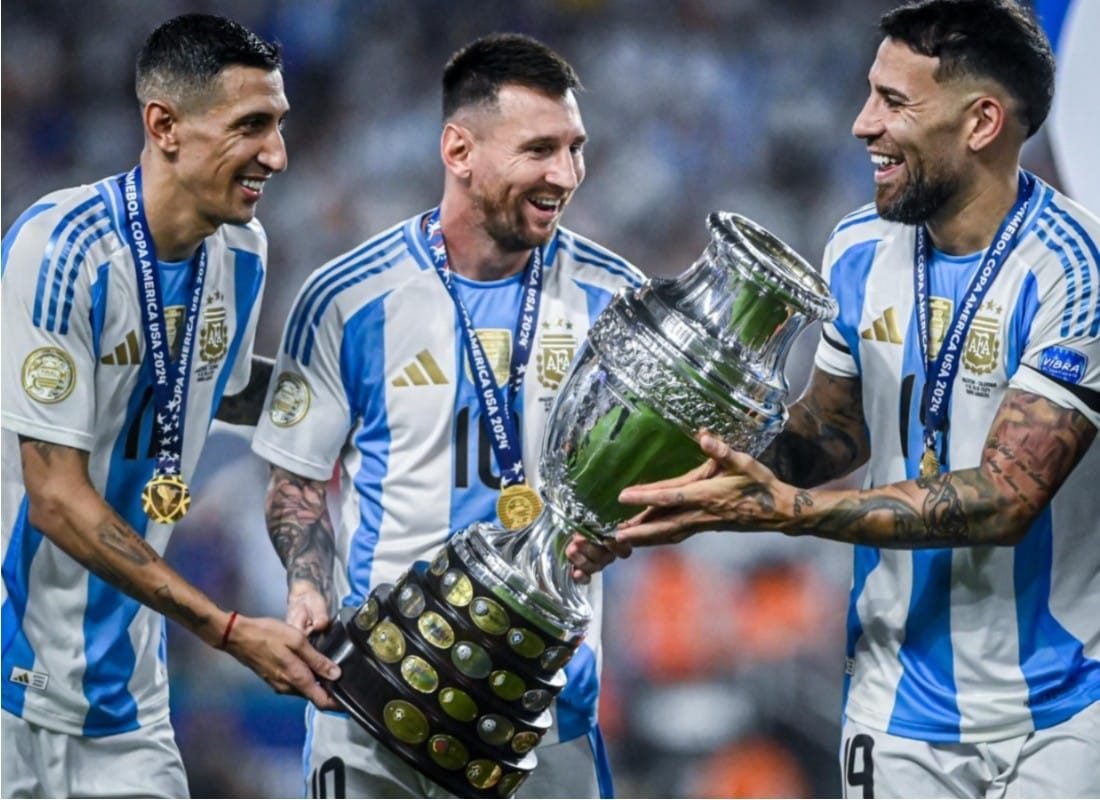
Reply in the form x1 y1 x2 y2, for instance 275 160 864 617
0 500 43 719
1013 506 1100 729
889 549 960 739
828 240 879 375
1043 208 1094 335
571 280 615 327
286 228 404 361
2 203 55 276
1048 201 1100 335
556 641 599 741
342 298 391 607
843 545 880 712
899 292 927 474
57 214 112 334
210 249 265 422
1035 213 1080 337
589 724 614 799
33 196 102 329
90 263 112 362
1006 273 1040 376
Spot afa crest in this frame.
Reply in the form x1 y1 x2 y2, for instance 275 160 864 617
963 301 1002 375
536 319 577 390
199 292 228 364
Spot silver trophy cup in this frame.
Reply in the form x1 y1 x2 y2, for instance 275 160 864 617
312 212 837 797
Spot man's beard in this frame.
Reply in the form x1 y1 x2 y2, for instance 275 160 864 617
476 192 556 252
878 169 957 225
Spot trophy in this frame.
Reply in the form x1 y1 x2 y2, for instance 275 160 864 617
311 212 838 797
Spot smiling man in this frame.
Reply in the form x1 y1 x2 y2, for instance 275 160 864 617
611 1 1099 797
1 14 340 798
253 33 642 799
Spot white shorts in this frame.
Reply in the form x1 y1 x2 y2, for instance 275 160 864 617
1 708 189 798
839 701 1100 798
304 707 604 798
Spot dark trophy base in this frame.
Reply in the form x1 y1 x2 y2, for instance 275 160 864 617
311 540 581 798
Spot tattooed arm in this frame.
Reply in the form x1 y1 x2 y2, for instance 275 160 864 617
264 466 336 634
216 355 274 426
617 388 1095 549
759 367 871 487
18 436 340 706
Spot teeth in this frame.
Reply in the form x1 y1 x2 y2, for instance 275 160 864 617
530 197 559 211
871 154 901 168
241 178 264 191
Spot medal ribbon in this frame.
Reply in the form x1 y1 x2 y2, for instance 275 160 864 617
914 172 1032 473
424 208 543 488
121 166 208 479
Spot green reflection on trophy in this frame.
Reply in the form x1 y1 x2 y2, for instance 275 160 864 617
312 212 837 798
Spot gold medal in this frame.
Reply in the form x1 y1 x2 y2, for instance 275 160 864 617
919 447 940 479
141 473 192 523
497 483 542 531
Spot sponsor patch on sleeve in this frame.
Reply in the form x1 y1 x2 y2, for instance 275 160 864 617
1038 345 1087 385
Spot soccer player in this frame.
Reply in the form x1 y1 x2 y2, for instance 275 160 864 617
612 1 1099 796
254 33 642 798
1 14 339 798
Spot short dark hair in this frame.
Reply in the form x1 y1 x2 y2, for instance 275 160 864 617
136 14 282 112
881 0 1055 137
441 33 582 120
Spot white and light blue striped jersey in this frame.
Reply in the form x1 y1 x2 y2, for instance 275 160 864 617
1 175 266 736
251 212 642 744
815 171 1100 743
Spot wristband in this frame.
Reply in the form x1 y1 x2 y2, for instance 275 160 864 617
219 611 239 649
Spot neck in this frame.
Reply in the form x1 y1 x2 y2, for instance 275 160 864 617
139 153 214 262
436 201 531 282
925 167 1021 255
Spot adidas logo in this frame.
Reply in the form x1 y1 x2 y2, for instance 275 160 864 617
861 306 903 344
101 330 141 365
9 666 48 692
392 349 449 387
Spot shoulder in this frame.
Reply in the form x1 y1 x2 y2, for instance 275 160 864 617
4 181 123 254
550 226 645 290
822 203 910 274
1022 180 1100 266
3 179 127 280
293 216 426 310
279 216 429 356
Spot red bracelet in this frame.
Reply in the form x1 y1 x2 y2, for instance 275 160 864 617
219 611 239 650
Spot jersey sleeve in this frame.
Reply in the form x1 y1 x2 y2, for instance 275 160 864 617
251 282 353 481
1 205 99 451
813 236 859 378
1009 261 1100 429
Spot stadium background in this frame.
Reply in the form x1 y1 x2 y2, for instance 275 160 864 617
1 1 1075 796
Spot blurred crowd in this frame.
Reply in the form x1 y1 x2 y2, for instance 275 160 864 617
2 0 1062 797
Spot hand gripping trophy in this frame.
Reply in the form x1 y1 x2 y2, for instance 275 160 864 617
312 212 838 797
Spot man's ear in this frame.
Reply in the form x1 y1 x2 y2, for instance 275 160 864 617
440 122 474 180
143 100 181 156
966 95 1009 153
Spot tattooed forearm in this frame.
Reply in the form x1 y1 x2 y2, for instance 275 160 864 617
982 389 1095 515
97 519 159 566
153 586 209 629
265 469 335 598
761 370 870 487
216 355 274 426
